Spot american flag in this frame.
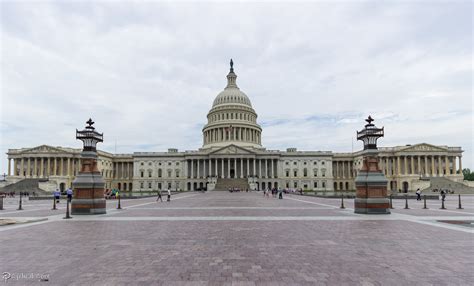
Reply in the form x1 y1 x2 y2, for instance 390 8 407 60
225 125 233 132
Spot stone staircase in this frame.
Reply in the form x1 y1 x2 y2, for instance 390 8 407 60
214 178 250 191
423 177 474 193
0 179 48 195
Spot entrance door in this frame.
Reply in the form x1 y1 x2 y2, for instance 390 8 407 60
59 183 65 192
230 169 235 178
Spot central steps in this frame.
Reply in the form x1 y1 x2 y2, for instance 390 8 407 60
214 178 250 191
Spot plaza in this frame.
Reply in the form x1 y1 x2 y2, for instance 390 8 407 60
1 191 473 285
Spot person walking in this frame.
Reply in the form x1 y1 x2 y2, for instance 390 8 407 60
167 189 171 202
278 188 283 199
66 188 73 202
54 189 60 203
156 190 163 202
440 189 446 202
416 188 421 201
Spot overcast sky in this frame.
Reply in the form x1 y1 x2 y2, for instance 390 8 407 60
1 1 472 173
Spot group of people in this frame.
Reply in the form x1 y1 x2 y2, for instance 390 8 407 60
263 188 284 199
228 188 249 193
53 188 73 203
156 189 171 202
1 191 36 197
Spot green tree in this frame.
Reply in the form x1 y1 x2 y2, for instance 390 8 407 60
462 168 474 181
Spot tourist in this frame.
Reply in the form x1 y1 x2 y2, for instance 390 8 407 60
278 188 283 199
157 190 163 202
440 190 446 202
167 189 171 202
416 188 421 201
54 189 60 203
66 188 73 202
263 189 266 197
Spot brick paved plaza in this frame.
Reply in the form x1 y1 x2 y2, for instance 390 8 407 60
1 192 473 285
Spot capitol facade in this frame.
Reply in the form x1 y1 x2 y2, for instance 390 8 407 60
5 61 464 193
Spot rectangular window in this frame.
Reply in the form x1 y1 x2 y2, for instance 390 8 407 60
140 182 144 189
158 183 162 190
148 182 152 189
140 171 144 178
176 171 180 178
293 170 297 177
314 182 318 188
285 170 289 177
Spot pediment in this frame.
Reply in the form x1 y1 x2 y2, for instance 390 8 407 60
209 144 255 155
21 145 67 154
401 143 447 152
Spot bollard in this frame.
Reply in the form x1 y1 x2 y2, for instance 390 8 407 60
404 195 409 209
457 194 463 210
17 192 23 210
389 194 394 209
117 194 122 210
340 194 345 209
52 196 57 210
423 195 428 209
440 198 446 209
63 199 72 219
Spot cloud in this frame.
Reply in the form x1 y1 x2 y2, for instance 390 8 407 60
0 1 472 172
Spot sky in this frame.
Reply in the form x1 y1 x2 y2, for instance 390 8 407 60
0 0 472 174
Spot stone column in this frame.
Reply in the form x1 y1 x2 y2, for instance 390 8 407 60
228 158 231 178
60 157 64 176
410 156 414 175
431 156 435 175
215 158 218 177
438 156 442 176
253 159 256 177
452 156 457 175
47 158 50 177
40 157 44 177
459 156 462 174
403 156 407 175
259 159 262 178
247 158 250 177
240 158 244 178
20 158 26 178
417 156 421 175
396 156 400 176
271 159 274 178
234 158 237 178
190 159 194 179
52 158 56 177
28 158 31 178
67 158 71 177
12 159 16 176
424 156 428 176
8 159 11 176
221 158 224 178
197 159 200 178
204 159 208 178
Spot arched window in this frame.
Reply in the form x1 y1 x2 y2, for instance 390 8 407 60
303 168 308 177
158 169 162 178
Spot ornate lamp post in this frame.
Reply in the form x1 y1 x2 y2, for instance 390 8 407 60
71 119 106 215
354 116 390 214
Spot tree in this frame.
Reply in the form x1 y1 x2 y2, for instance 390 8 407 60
462 168 474 181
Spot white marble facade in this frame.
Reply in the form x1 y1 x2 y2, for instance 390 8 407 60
6 63 464 192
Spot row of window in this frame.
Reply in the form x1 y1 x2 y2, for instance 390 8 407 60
285 161 326 166
209 112 256 123
140 161 179 167
139 181 173 190
285 181 327 189
284 168 327 177
139 169 180 178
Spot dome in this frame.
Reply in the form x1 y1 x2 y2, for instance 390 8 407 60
212 59 252 108
212 88 252 107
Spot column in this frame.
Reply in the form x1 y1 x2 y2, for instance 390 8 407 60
410 156 414 175
191 159 194 179
197 159 200 178
47 158 50 177
227 158 231 178
259 159 262 178
424 156 428 176
271 159 274 178
396 156 400 176
20 158 24 177
438 156 442 176
431 156 435 175
215 158 218 177
60 158 64 176
240 158 243 178
417 156 421 175
40 157 44 177
12 159 16 176
403 156 408 175
445 156 450 175
204 159 207 178
246 158 250 177
452 157 457 175
459 156 462 174
253 159 256 177
8 159 11 176
52 158 56 177
221 158 224 178
67 158 71 177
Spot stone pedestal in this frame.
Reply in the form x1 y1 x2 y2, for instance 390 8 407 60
354 151 390 214
71 152 106 215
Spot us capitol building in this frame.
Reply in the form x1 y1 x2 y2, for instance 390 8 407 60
5 61 464 193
